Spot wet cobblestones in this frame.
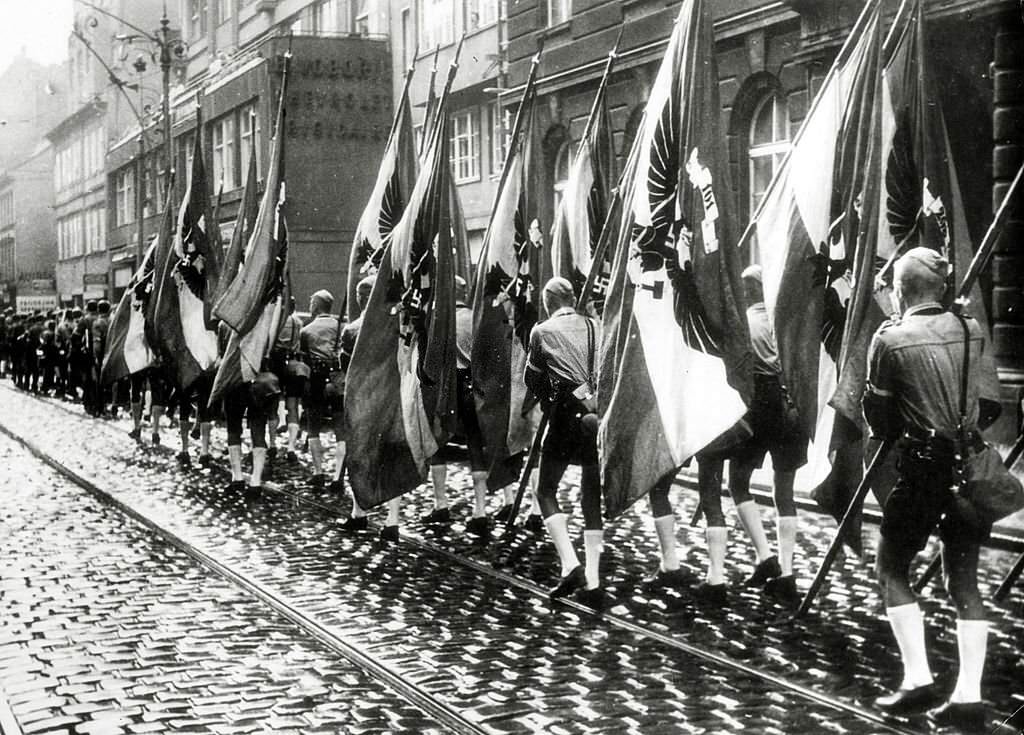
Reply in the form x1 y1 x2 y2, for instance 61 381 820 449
3 384 1023 733
0 430 447 734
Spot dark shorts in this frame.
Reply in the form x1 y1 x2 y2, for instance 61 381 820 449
268 352 307 399
880 451 991 553
179 372 217 423
542 397 598 466
431 369 486 471
730 374 808 472
304 369 340 435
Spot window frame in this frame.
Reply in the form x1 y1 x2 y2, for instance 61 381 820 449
449 108 481 184
239 103 261 182
190 0 209 39
747 92 790 218
547 0 571 27
211 113 237 192
115 168 135 227
488 100 510 178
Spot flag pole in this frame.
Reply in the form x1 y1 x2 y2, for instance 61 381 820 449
472 38 544 294
421 45 440 156
793 160 1024 619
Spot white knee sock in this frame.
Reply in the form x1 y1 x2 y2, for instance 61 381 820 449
309 437 324 474
886 603 934 689
706 526 727 585
472 470 488 519
267 413 279 451
151 405 164 439
654 514 680 572
583 529 603 590
287 422 299 452
503 484 515 506
350 490 366 518
228 445 243 482
430 464 449 509
249 447 266 487
544 513 579 577
950 620 988 703
736 500 772 563
200 421 212 456
776 515 798 576
333 440 347 482
386 498 400 527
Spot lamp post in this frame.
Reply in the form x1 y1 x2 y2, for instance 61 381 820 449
71 1 186 264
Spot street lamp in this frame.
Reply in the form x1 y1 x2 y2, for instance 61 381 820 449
70 0 187 265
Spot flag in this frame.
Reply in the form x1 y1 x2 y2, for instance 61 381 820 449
346 64 419 320
733 1 881 498
345 53 460 510
552 44 618 314
833 0 1001 428
149 115 222 390
471 50 549 491
210 64 291 405
598 0 753 520
213 96 287 337
100 235 159 385
212 127 260 309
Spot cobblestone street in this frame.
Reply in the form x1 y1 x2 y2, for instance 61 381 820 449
2 383 1023 734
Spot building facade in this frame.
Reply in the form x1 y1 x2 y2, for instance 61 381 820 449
0 53 66 172
107 0 394 306
48 0 177 307
419 0 1017 439
387 0 504 260
0 143 59 311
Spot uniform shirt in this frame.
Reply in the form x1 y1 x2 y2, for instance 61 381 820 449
526 306 598 389
865 302 985 438
338 315 362 375
455 303 472 370
274 313 303 354
79 314 96 355
300 313 343 364
92 315 109 360
747 302 781 376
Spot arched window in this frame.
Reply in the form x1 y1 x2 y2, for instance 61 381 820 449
748 92 790 214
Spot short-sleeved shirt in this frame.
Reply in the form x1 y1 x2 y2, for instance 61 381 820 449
746 302 781 376
301 313 343 364
526 306 598 389
455 303 472 370
338 315 362 374
866 302 986 437
274 313 303 353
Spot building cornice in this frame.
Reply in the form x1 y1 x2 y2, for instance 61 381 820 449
44 100 107 144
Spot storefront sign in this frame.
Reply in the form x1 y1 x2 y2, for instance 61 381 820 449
17 294 58 311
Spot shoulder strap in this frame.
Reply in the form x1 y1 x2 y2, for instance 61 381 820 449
332 314 344 354
955 313 971 433
585 317 595 387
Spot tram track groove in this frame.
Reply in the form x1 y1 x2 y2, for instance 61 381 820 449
0 389 923 735
0 418 488 735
